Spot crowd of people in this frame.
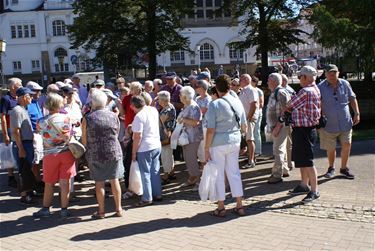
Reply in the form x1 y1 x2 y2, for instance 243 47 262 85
0 63 360 218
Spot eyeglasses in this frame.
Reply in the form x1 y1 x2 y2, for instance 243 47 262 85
333 92 338 101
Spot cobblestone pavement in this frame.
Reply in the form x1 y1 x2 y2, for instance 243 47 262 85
0 140 374 250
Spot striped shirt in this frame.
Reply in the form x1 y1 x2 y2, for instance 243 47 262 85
288 83 321 128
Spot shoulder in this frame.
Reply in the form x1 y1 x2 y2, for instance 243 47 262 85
338 78 352 89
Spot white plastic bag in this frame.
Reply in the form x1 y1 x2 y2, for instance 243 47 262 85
199 161 218 202
0 143 16 170
170 123 183 149
128 161 143 195
264 124 273 143
178 129 189 146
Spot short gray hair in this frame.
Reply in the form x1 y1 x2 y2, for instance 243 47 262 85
153 78 162 85
180 86 195 100
268 73 282 86
91 89 107 110
129 81 143 94
140 92 152 106
144 80 153 88
8 78 22 88
157 90 170 102
44 93 63 111
131 95 146 109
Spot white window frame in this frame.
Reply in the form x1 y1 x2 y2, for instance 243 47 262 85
229 45 243 61
13 61 22 72
52 20 66 37
170 50 185 63
10 22 36 39
31 60 40 71
200 43 214 62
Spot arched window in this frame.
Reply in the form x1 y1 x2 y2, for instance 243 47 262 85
199 43 214 62
52 20 66 36
229 44 243 61
54 47 68 72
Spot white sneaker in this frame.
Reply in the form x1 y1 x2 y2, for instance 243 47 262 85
122 191 134 199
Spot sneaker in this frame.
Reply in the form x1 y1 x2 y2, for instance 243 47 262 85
340 168 355 180
20 195 34 205
122 191 134 200
60 209 71 218
267 175 283 184
33 208 51 218
324 166 335 178
241 161 255 169
8 176 17 188
302 191 320 203
288 184 310 195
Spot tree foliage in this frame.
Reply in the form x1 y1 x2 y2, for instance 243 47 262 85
232 0 315 83
69 0 192 79
309 0 375 79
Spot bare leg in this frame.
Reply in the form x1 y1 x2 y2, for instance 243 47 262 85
43 183 55 207
32 164 42 182
110 179 122 212
247 140 255 163
59 179 71 209
300 168 309 187
327 149 336 167
340 142 351 169
306 167 318 192
95 181 105 213
236 197 243 208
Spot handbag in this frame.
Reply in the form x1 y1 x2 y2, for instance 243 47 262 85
47 116 86 159
199 161 218 202
316 115 327 129
178 127 189 146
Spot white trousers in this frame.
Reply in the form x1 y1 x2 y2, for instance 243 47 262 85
210 143 243 201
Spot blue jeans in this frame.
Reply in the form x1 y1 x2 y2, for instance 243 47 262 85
137 148 162 202
254 113 262 155
12 141 34 171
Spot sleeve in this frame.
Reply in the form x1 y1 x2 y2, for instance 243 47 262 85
345 81 356 100
0 97 8 114
131 115 143 133
279 90 290 110
206 102 216 129
9 110 21 129
192 105 202 121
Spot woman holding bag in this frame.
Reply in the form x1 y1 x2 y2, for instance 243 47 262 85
177 86 203 189
81 90 124 219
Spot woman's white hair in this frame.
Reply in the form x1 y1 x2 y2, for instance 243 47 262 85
91 89 107 110
44 93 63 111
180 86 195 100
157 90 170 102
129 81 143 94
268 73 282 86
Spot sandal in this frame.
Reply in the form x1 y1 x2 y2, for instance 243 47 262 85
168 173 177 180
91 211 105 220
135 200 153 207
233 207 246 217
210 208 226 218
110 210 124 217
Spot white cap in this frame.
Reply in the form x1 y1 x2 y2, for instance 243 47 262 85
55 81 66 89
72 74 80 79
26 81 43 91
297 66 317 77
64 78 73 85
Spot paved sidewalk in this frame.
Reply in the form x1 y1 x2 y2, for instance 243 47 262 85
1 140 374 250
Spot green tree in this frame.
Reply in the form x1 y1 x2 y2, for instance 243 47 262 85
309 0 375 81
69 0 192 79
231 0 314 84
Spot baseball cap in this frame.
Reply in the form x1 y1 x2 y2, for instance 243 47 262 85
165 72 177 79
16 87 35 97
196 71 210 81
102 89 117 99
231 78 240 86
26 81 43 91
61 86 74 94
72 74 80 79
93 79 105 86
55 81 66 89
297 66 317 77
196 80 209 90
325 64 339 72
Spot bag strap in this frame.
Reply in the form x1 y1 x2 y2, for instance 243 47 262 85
221 97 240 128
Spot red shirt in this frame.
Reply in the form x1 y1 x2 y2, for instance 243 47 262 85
122 94 135 128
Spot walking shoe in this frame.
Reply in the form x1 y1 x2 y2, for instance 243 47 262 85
302 191 320 203
33 207 51 218
8 176 17 188
241 161 255 169
340 167 355 179
20 195 34 204
60 209 71 218
267 175 283 184
282 172 290 178
324 166 335 178
288 184 310 195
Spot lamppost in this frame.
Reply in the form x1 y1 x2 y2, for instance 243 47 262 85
0 39 6 87
196 44 201 71
163 53 166 73
75 50 80 72
244 51 248 73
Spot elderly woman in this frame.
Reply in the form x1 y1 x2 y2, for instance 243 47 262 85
205 74 247 217
81 90 124 219
157 91 177 184
131 95 162 207
178 86 203 188
33 93 76 218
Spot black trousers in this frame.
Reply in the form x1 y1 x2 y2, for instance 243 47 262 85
19 158 36 192
123 139 133 189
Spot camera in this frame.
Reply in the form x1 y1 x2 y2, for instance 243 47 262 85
278 111 293 126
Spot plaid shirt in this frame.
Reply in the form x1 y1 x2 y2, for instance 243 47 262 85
288 83 321 127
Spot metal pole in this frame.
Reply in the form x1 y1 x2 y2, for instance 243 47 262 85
0 53 4 87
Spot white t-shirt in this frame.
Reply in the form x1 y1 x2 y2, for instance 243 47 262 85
132 106 161 152
239 85 259 120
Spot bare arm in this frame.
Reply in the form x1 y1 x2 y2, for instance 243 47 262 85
350 98 360 125
204 128 215 162
81 118 87 146
1 114 10 145
12 128 26 158
247 101 257 121
131 132 142 161
179 117 200 127
259 95 264 109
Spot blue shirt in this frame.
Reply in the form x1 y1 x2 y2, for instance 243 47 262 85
318 79 356 133
206 93 246 147
27 99 43 131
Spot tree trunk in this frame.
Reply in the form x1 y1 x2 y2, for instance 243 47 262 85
258 5 269 86
146 1 157 79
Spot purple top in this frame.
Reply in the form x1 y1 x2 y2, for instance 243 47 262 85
161 84 183 111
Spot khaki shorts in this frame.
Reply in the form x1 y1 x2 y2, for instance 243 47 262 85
246 120 256 141
319 129 352 150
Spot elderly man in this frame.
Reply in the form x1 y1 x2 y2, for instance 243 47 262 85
71 74 88 104
161 72 183 113
144 80 155 99
281 74 296 96
1 78 22 187
266 73 291 184
239 74 259 168
10 87 37 204
286 66 321 203
318 64 360 179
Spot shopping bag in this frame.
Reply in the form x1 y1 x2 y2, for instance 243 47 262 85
128 161 143 195
264 124 273 143
0 143 16 170
199 161 218 202
170 123 183 149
